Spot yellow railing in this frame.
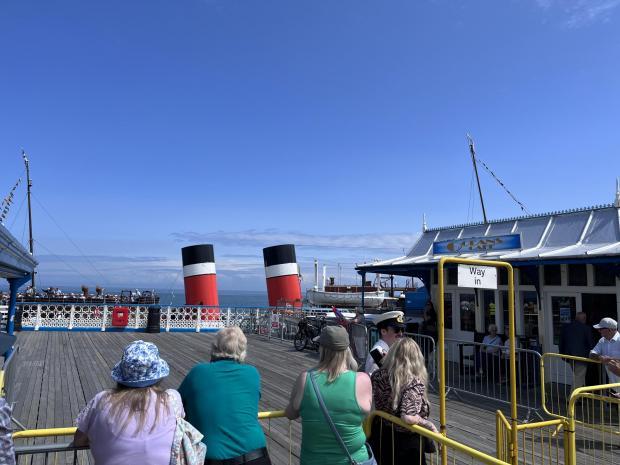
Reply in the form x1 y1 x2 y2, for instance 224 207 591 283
540 353 604 419
438 257 518 465
496 410 566 465
366 410 510 465
565 383 620 465
0 369 5 397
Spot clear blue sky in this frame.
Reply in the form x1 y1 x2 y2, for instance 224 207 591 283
1 0 619 291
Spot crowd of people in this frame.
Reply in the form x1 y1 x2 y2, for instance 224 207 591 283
2 308 438 465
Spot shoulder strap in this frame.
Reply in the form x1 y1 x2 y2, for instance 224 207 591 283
309 370 356 465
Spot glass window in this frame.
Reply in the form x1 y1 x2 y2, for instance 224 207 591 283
447 267 457 285
568 264 587 286
544 265 561 286
499 268 508 285
483 290 496 330
459 293 476 332
519 267 537 286
551 296 576 346
594 265 616 286
521 291 539 340
444 293 453 330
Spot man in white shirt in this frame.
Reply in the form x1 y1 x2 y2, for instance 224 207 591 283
590 317 620 396
364 311 405 375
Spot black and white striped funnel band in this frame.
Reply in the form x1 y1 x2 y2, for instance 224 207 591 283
182 244 216 277
263 244 298 278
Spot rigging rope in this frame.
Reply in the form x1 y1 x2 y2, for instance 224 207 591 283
32 194 111 287
475 156 531 215
34 238 95 286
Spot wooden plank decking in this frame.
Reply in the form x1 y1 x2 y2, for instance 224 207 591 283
6 331 617 465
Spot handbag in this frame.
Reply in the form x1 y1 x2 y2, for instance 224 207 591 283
309 371 377 465
169 394 207 465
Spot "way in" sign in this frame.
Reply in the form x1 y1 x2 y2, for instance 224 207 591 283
457 264 497 289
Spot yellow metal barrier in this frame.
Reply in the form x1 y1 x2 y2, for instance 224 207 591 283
496 410 566 465
540 353 604 419
366 410 510 465
438 257 518 465
566 383 620 465
0 369 5 397
13 410 294 465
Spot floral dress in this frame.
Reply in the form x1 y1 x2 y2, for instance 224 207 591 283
370 368 431 465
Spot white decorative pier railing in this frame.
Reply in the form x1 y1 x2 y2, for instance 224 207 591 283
14 303 330 334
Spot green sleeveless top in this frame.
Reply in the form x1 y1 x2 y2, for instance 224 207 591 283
300 370 368 465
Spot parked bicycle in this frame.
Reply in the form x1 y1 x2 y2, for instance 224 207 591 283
293 315 327 351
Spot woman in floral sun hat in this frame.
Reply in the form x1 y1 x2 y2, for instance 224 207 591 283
73 340 185 465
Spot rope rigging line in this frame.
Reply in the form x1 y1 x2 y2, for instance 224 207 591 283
475 156 531 215
34 238 95 286
32 194 111 287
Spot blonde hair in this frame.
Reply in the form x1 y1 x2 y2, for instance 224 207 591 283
317 346 358 383
211 326 247 362
382 337 428 410
105 382 170 436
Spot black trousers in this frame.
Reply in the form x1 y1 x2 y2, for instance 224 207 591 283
369 420 426 465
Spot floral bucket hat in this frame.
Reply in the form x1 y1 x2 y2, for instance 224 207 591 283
111 340 170 388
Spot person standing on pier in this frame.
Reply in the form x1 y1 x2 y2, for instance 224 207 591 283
559 312 593 392
364 311 405 375
0 396 16 465
590 318 620 398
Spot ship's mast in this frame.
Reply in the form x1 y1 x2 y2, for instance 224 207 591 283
467 134 488 224
22 150 35 291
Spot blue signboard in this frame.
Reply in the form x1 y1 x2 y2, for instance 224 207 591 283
432 233 522 255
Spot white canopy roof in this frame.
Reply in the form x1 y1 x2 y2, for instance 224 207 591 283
359 204 620 271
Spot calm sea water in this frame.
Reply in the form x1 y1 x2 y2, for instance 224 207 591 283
149 290 268 308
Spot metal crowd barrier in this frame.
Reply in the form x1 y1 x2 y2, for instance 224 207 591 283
13 411 296 465
403 332 437 383
496 410 566 465
540 353 605 419
565 383 620 465
442 339 542 421
365 410 510 465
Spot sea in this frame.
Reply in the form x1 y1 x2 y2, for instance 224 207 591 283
157 290 269 308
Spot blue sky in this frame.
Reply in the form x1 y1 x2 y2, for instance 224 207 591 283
1 0 619 292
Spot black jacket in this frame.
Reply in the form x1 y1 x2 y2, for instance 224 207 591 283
559 321 594 358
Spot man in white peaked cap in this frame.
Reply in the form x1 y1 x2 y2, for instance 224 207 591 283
590 317 620 396
364 311 405 375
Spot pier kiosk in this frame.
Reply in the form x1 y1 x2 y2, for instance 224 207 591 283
356 202 620 358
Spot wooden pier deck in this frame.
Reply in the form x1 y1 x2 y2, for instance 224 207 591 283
7 331 616 464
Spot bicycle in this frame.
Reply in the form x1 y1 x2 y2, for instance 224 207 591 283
293 315 326 351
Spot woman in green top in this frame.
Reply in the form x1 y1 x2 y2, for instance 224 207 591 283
179 327 271 465
285 326 373 465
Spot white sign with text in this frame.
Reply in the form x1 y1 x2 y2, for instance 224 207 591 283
457 264 497 289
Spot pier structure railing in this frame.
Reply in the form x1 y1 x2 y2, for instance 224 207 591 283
12 410 510 465
14 302 332 333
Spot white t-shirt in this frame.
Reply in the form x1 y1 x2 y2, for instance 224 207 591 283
364 339 390 375
590 331 620 392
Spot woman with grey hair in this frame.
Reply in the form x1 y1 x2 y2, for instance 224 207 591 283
179 327 271 465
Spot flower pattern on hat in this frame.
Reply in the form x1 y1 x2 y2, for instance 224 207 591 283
111 340 170 388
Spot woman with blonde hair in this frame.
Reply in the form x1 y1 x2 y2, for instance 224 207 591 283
286 325 374 465
73 340 187 464
179 326 271 465
370 337 438 465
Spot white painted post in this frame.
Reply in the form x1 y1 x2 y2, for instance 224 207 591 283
196 307 201 333
69 305 75 330
102 305 108 332
134 306 140 329
226 308 231 327
35 304 42 331
166 306 171 332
